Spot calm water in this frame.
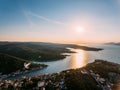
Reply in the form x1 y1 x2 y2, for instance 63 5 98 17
6 44 120 79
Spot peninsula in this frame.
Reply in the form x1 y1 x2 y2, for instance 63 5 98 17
0 42 103 62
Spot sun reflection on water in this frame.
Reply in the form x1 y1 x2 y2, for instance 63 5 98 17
70 49 87 69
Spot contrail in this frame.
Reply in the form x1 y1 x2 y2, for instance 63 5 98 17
26 11 68 26
24 11 35 27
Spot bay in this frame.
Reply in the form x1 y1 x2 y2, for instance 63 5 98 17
6 44 120 80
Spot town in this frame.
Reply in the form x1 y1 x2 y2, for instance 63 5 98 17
0 60 120 90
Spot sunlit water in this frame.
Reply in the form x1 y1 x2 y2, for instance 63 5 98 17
69 49 87 68
6 44 120 80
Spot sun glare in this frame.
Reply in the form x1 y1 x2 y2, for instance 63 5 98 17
75 26 84 32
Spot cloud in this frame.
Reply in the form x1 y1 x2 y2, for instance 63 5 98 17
24 11 35 27
25 11 68 26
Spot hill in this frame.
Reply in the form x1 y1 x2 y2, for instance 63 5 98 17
0 53 47 74
0 42 103 61
0 53 27 74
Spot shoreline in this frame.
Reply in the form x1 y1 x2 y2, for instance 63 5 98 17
0 63 48 80
2 59 120 80
0 42 103 62
0 60 120 90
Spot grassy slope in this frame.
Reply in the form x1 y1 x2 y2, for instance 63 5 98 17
65 70 100 90
0 53 47 74
0 53 27 74
64 60 120 90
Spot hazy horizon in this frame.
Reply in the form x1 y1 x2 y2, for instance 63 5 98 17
0 0 120 44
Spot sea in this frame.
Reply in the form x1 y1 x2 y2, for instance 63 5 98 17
6 44 120 80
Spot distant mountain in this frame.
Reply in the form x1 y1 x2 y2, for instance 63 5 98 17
105 42 120 46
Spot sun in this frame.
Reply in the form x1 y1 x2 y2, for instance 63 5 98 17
75 26 84 32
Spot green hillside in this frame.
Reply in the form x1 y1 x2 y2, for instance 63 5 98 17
0 53 47 74
0 53 27 74
0 42 102 61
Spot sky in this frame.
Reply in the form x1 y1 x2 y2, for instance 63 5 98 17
0 0 120 44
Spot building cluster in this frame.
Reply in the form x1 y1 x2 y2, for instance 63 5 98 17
81 69 113 90
0 73 67 90
89 70 112 90
0 61 120 90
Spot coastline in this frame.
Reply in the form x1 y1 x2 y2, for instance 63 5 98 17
0 63 48 80
0 60 120 90
0 42 103 62
0 42 103 78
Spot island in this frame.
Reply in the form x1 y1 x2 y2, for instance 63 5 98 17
105 42 120 46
